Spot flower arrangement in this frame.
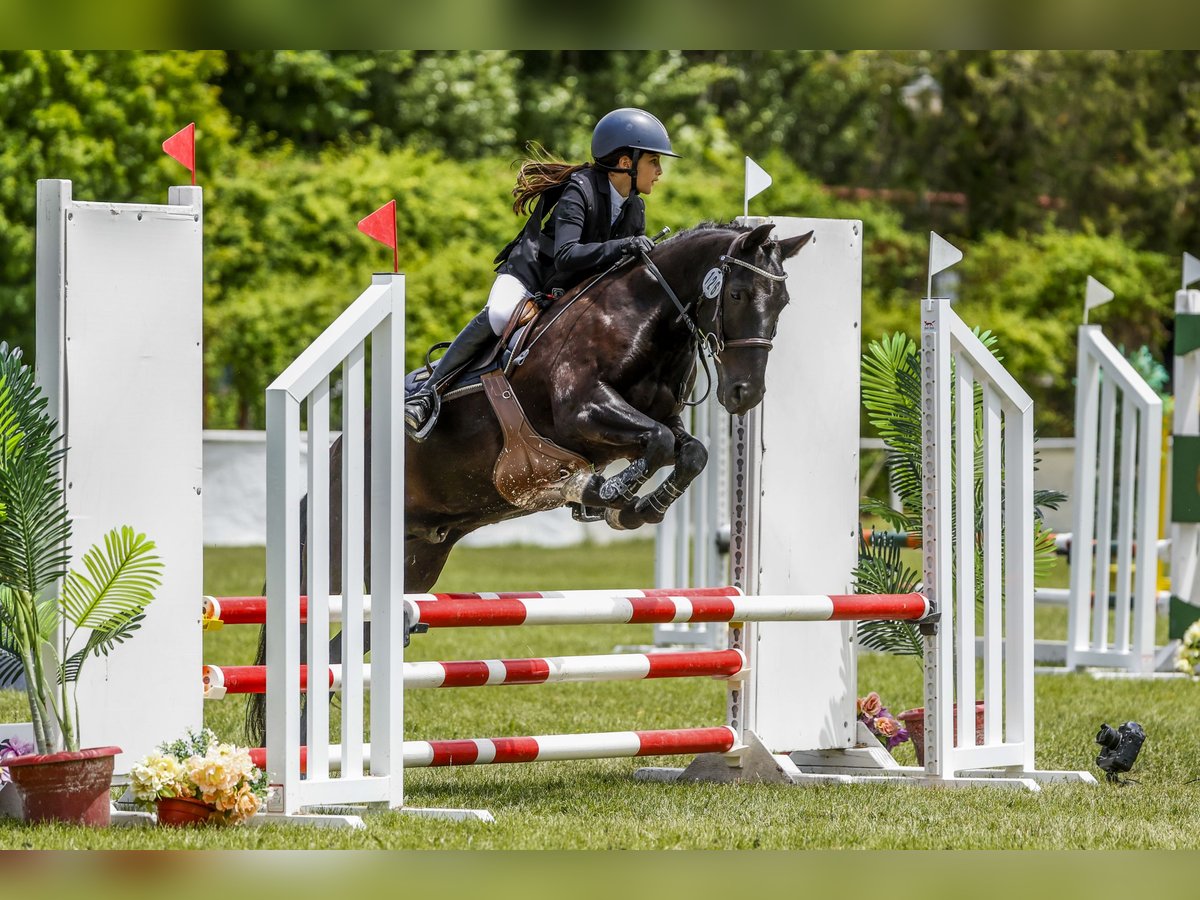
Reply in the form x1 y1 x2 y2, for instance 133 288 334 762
0 735 34 785
1175 620 1200 677
857 692 910 751
130 728 269 824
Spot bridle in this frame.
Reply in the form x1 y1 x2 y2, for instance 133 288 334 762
639 231 788 404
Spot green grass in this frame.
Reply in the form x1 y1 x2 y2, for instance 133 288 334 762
4 540 1200 848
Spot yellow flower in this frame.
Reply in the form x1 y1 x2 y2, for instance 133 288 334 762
233 785 261 822
129 754 187 802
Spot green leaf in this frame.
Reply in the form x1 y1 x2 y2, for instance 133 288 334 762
59 526 162 630
853 533 925 658
0 344 72 597
60 613 146 683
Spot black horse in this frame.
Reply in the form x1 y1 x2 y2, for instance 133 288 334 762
246 221 811 745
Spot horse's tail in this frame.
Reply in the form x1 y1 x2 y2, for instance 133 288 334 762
244 622 268 748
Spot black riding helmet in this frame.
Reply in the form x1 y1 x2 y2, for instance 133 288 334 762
591 108 680 198
591 107 681 160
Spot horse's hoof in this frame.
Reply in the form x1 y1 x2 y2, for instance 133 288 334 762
633 497 666 525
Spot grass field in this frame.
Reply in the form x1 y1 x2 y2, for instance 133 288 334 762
2 539 1199 849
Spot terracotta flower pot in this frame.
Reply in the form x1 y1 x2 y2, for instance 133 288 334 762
156 795 220 826
897 703 986 767
1 745 121 826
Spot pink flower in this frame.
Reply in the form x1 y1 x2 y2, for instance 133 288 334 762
858 692 883 718
1 737 35 786
874 716 900 737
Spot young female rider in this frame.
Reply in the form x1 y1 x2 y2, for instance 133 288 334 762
403 107 680 440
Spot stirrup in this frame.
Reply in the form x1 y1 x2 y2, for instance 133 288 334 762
405 390 442 442
569 502 605 523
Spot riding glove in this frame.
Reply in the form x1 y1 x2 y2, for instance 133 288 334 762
621 235 655 256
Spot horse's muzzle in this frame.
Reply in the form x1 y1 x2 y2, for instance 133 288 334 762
720 380 764 416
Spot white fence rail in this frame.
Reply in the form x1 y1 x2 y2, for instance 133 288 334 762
921 298 1035 776
265 273 405 815
1066 325 1163 673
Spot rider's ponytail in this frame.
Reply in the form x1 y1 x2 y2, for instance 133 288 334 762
511 142 593 216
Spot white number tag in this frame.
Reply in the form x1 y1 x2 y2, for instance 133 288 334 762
702 268 724 299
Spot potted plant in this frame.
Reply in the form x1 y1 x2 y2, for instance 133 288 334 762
853 331 1062 763
0 343 162 825
129 727 269 826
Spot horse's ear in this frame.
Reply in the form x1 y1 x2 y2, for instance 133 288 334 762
740 222 776 252
777 230 814 260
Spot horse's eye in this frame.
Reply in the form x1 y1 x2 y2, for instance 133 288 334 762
730 290 743 302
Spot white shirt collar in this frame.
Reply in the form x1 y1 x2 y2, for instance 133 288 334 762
608 181 626 226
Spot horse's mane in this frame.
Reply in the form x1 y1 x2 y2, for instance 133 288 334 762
551 220 752 310
667 220 753 241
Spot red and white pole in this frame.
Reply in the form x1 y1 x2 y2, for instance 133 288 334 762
202 586 741 628
249 726 738 772
203 648 746 698
407 593 930 629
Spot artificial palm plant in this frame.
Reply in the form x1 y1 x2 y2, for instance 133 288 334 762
0 343 162 754
854 331 1063 660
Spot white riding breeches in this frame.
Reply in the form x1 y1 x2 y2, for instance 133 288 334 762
486 273 535 334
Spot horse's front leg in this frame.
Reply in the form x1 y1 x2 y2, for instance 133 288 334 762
626 415 708 527
556 384 676 528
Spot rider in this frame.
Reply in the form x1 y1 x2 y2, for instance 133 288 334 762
403 107 680 440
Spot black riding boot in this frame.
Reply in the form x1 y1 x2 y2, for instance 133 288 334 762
404 309 496 441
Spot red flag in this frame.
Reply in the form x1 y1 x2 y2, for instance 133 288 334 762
163 122 196 185
357 200 398 273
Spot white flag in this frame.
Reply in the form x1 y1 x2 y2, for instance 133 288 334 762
744 156 772 217
1183 252 1200 290
927 231 963 299
1085 276 1114 318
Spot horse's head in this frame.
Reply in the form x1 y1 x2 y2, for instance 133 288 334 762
706 222 812 415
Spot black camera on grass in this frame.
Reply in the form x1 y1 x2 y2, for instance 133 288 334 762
1095 721 1145 783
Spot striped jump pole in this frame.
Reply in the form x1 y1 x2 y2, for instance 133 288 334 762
405 592 931 629
202 586 742 628
248 726 738 773
202 648 747 698
204 589 926 629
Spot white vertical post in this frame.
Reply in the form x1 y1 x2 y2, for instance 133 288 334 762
369 274 405 808
341 346 366 778
266 390 303 814
954 359 976 749
981 386 1002 743
306 378 331 778
1134 393 1162 669
1069 331 1100 658
1005 377 1036 772
921 298 955 777
1093 377 1117 649
1114 398 1137 653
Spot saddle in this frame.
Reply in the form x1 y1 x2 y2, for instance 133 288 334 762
405 299 597 514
